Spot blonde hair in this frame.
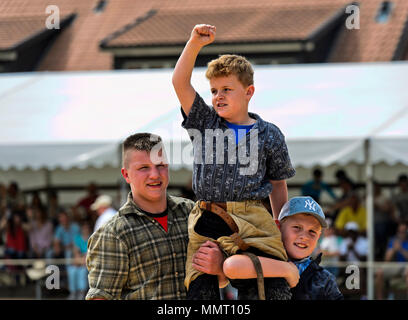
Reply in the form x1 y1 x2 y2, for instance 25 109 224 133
205 54 254 87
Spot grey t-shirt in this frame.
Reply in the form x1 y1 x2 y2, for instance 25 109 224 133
181 92 295 202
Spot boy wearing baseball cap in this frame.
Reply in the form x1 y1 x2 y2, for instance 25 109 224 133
223 196 343 299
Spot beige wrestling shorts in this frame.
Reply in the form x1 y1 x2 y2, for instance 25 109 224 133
184 200 288 290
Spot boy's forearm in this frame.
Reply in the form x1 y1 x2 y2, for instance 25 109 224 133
223 254 291 279
269 180 289 219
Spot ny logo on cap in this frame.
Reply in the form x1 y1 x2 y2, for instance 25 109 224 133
305 199 316 211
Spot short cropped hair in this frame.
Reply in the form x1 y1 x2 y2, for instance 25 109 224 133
122 133 163 168
205 54 254 87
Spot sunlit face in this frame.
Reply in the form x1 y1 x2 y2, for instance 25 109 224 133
209 75 254 123
121 149 169 206
280 213 322 260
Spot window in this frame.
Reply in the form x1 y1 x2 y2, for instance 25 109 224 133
375 1 393 23
94 0 108 13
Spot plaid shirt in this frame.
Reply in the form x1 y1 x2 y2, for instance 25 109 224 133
181 92 295 201
86 193 194 300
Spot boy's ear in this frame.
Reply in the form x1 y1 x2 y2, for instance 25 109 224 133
246 85 255 100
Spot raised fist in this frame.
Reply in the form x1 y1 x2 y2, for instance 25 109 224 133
189 24 216 47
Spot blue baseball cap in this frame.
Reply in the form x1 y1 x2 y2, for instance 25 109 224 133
278 196 327 228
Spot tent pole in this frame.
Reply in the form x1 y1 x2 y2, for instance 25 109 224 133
44 168 51 208
364 138 374 300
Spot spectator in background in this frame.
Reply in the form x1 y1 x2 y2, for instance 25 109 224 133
0 183 7 216
27 206 53 258
301 168 337 203
328 170 355 221
374 181 398 260
75 182 99 221
67 220 92 300
0 210 29 260
339 221 368 298
392 174 408 223
318 218 342 277
70 204 85 225
0 210 29 282
339 222 367 263
47 190 62 228
6 181 25 212
49 210 80 260
334 191 367 236
375 222 408 299
90 195 117 232
335 169 353 187
30 191 44 211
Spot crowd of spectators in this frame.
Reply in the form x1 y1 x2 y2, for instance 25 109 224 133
1 172 407 299
0 181 117 299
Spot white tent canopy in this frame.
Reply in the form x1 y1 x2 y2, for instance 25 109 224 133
0 62 408 171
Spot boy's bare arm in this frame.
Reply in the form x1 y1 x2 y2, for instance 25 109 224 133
223 254 299 288
192 241 229 288
172 24 216 116
269 179 289 220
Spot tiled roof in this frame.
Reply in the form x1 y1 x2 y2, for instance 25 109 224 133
329 0 408 62
0 14 73 50
101 5 347 48
0 16 49 50
0 0 155 70
0 0 407 71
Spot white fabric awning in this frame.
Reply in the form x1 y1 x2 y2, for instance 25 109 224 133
0 62 407 170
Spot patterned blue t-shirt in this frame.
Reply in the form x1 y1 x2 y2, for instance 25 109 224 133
181 92 296 201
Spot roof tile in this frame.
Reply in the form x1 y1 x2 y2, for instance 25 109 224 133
0 0 406 70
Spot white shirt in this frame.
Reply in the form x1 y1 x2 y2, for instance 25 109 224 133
320 235 341 254
320 235 341 264
339 236 368 262
94 207 117 232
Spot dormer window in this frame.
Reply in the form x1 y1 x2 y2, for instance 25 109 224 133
375 1 393 23
94 0 108 13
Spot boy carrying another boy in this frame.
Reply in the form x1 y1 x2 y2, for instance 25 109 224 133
172 24 296 299
223 196 343 300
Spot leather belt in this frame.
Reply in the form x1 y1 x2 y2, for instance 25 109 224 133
242 252 266 300
199 201 249 251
